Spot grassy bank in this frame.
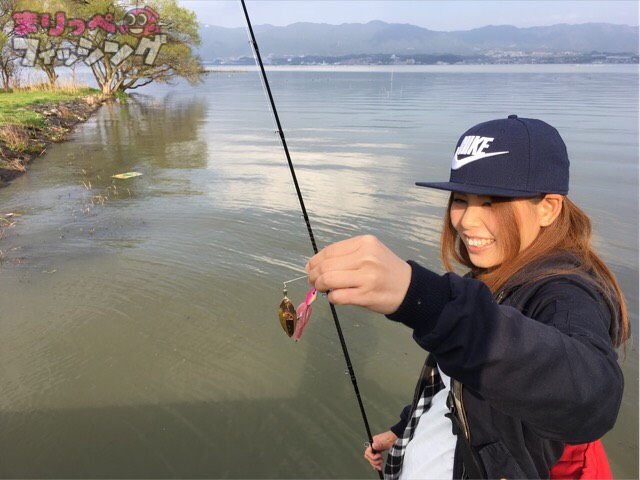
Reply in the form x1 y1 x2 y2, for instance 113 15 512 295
0 83 106 185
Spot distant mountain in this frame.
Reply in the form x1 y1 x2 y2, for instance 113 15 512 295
195 21 639 62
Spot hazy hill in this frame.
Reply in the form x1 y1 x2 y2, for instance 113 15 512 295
196 21 639 61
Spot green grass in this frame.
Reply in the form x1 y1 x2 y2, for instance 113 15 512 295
0 86 102 165
0 88 98 128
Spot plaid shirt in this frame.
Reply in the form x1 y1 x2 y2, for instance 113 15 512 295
385 353 445 479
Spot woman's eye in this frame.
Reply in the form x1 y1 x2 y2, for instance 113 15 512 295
482 201 492 207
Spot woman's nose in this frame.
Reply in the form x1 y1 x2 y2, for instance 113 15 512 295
460 205 482 229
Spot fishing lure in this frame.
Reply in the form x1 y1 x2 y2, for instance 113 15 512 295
278 275 316 340
278 287 297 337
294 288 317 341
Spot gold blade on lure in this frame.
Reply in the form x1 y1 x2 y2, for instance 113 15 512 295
278 295 297 337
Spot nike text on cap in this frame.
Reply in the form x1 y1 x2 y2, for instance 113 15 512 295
416 115 570 198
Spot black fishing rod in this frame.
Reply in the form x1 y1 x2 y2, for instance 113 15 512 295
239 1 382 478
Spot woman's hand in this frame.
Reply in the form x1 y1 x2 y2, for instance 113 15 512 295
305 235 411 315
364 430 399 471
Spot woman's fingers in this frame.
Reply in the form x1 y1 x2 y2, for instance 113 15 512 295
307 255 365 289
364 446 384 470
373 430 399 451
364 430 398 471
306 235 412 315
306 236 366 271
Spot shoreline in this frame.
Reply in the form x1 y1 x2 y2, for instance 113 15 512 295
0 94 108 188
204 63 638 73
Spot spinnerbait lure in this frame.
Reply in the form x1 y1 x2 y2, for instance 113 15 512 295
278 275 317 340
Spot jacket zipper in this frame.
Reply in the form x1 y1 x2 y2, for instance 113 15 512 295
452 379 471 440
452 290 506 477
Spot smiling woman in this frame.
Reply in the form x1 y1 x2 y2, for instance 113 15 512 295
306 115 629 479
447 193 560 269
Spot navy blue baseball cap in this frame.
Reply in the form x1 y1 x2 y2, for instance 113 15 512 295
416 115 570 197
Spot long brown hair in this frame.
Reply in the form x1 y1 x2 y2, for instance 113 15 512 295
441 194 629 348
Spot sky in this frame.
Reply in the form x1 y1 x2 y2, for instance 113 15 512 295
178 0 639 31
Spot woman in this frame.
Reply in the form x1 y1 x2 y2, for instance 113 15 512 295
305 116 628 479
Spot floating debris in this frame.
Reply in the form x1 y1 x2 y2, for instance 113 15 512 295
112 172 142 179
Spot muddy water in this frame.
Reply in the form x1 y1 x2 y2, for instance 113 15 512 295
0 65 637 478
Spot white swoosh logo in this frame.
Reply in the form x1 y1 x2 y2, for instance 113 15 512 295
451 151 510 170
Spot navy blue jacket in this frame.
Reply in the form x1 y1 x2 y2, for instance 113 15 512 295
387 257 624 479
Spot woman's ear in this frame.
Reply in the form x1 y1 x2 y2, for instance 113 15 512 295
537 194 563 227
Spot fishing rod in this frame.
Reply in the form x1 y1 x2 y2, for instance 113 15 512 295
239 1 382 477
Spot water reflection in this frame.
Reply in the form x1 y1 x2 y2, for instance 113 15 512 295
93 94 208 172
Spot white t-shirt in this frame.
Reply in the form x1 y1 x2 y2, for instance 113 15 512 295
399 368 456 480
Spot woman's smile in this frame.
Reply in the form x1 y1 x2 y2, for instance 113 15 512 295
463 235 496 249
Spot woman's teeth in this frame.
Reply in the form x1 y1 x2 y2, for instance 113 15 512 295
466 237 495 247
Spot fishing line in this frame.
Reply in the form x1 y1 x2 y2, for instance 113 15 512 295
239 1 381 477
282 274 310 286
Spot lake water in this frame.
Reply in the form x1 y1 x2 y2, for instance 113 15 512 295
0 65 637 478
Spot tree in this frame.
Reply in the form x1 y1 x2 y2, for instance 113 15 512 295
12 0 73 87
0 0 19 90
4 0 204 94
75 0 204 95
